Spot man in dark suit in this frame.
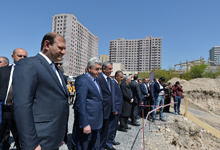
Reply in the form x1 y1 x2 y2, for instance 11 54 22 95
96 61 113 150
105 70 124 150
119 76 133 132
129 74 142 126
140 78 150 117
13 33 69 150
151 77 169 122
0 49 27 150
72 57 103 150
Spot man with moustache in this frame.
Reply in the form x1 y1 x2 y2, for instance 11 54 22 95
0 48 27 150
13 33 69 150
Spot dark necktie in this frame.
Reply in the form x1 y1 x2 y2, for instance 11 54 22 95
6 84 13 105
107 77 111 92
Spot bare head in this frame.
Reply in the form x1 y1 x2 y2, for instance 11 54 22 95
87 57 102 78
124 75 131 85
133 74 138 80
102 61 113 77
0 56 9 67
12 48 28 64
41 32 66 62
138 79 142 85
115 70 123 84
143 78 149 84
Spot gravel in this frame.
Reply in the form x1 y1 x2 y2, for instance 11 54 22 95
3 105 176 150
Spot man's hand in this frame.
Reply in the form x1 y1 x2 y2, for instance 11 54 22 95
33 145 41 150
147 94 150 97
130 98 134 103
165 86 170 90
113 111 118 115
141 102 143 105
83 125 91 134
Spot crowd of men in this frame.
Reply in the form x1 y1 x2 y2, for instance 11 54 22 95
0 32 183 150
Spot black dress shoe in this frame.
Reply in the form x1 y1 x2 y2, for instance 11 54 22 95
131 122 140 126
106 146 116 150
160 118 166 122
151 119 155 122
125 126 131 130
118 128 127 132
112 142 120 145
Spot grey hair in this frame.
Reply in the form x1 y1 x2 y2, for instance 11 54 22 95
124 75 131 81
115 70 123 77
87 57 102 69
102 61 113 69
0 56 9 64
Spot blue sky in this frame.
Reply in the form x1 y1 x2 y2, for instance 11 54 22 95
0 0 219 70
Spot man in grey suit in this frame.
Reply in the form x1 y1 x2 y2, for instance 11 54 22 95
129 74 142 126
13 32 69 150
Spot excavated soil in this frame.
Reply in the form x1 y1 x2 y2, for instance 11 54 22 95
145 116 220 150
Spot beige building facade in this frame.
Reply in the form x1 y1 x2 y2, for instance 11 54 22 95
109 36 162 71
52 14 99 76
99 55 109 63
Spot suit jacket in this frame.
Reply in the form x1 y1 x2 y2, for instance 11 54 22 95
129 80 142 104
74 73 103 130
111 79 123 114
96 73 112 119
140 83 149 100
120 81 132 117
153 81 166 99
150 83 155 99
13 54 69 150
0 65 12 103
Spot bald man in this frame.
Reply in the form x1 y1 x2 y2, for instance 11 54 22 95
13 33 69 150
0 48 27 150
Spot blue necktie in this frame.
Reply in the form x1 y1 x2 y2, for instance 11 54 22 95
107 77 111 92
94 79 101 94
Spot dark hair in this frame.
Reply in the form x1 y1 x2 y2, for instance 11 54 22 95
159 77 165 82
102 61 113 69
175 81 180 85
115 70 123 77
138 79 142 82
133 74 138 80
41 33 57 51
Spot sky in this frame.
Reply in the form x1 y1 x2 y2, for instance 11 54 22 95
0 0 220 70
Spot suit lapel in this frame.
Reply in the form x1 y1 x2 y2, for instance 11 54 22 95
57 69 69 96
36 54 65 94
84 74 102 100
100 73 111 93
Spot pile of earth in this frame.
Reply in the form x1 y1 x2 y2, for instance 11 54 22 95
145 115 220 150
168 77 220 115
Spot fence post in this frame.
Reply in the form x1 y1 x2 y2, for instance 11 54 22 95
142 109 145 150
184 98 188 117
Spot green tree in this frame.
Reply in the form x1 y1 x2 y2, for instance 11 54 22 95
189 64 207 78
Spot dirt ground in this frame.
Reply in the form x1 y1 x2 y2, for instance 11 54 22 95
144 115 220 150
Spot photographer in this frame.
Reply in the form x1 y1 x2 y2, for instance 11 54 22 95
172 81 183 115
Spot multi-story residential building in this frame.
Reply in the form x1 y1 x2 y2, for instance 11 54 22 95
52 14 99 76
209 46 220 66
99 54 109 63
109 36 162 71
